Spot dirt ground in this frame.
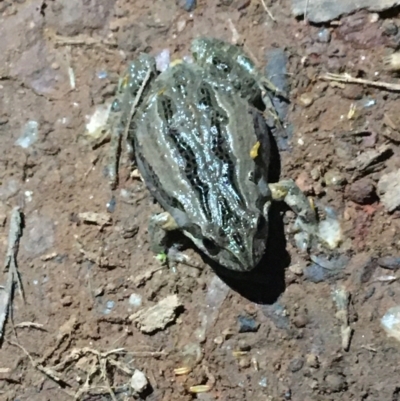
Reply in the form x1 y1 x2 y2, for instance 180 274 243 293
2 0 400 400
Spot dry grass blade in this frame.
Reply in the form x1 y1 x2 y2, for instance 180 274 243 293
109 66 153 189
260 0 276 22
321 72 400 91
0 207 24 342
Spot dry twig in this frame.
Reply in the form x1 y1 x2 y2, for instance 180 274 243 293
321 72 400 91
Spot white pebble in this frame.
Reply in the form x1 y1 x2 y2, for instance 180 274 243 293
130 369 148 393
129 293 142 307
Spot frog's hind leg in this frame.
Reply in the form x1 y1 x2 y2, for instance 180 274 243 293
268 179 318 251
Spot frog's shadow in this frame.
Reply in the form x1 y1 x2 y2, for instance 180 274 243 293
203 128 291 305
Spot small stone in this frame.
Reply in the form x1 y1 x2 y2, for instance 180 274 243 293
306 354 319 368
310 167 321 181
238 315 260 333
177 19 186 32
289 357 304 372
61 295 73 307
237 340 251 351
342 85 363 100
382 20 398 36
298 92 314 107
324 170 346 186
129 295 182 333
347 144 393 172
289 262 305 276
378 169 400 212
317 28 331 43
129 293 143 307
378 256 400 270
369 13 379 23
238 357 251 368
130 369 149 393
347 178 376 204
94 287 104 297
324 373 347 393
178 0 196 11
214 336 224 345
258 376 268 387
293 314 309 328
295 171 314 194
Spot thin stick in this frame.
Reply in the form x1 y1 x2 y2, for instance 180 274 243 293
0 207 24 341
260 0 276 22
321 72 400 91
108 67 153 189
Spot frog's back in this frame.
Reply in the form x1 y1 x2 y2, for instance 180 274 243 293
132 62 271 270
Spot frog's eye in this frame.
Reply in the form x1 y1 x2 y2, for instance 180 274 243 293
203 238 219 256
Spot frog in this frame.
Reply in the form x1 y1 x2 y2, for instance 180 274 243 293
106 37 321 272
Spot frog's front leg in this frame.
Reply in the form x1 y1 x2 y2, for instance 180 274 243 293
268 179 319 251
148 212 192 266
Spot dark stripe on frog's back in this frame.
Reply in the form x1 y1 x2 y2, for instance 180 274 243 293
134 62 263 229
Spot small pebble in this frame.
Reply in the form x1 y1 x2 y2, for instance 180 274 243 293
238 315 260 333
16 120 39 149
324 373 347 393
298 92 314 107
317 28 331 43
382 20 398 36
238 357 251 368
324 169 346 186
258 377 268 387
342 85 363 100
377 170 400 212
289 358 304 373
378 256 400 270
362 97 376 108
178 0 196 11
61 295 73 307
130 369 149 393
104 300 115 314
97 70 108 79
177 19 187 32
237 340 251 351
106 196 116 213
129 293 143 307
310 167 321 181
293 314 308 328
347 178 376 204
306 354 319 368
94 287 104 297
304 263 337 283
289 262 305 276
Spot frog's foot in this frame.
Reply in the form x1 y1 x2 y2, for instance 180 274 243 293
269 179 319 252
260 76 288 99
148 211 179 254
149 212 197 267
262 92 283 129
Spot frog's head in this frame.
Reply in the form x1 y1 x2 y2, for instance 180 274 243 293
184 209 269 273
